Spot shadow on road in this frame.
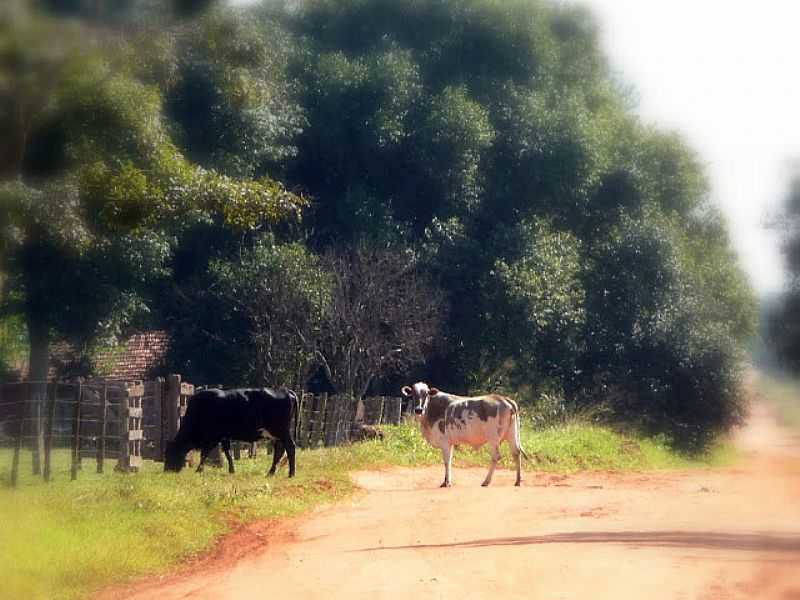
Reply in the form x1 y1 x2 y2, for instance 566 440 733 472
357 531 800 553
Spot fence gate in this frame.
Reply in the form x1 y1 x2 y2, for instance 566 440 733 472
116 382 144 472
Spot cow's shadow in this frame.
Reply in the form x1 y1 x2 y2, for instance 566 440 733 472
356 531 800 554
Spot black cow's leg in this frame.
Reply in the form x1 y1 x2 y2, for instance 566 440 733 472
283 437 296 478
267 440 284 476
221 439 235 474
196 442 219 472
196 445 210 472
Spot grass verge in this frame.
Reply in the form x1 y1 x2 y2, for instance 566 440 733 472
0 422 733 600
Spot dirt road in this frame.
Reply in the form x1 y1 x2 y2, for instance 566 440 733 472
106 402 800 600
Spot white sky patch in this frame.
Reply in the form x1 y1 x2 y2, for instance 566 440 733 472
580 0 800 295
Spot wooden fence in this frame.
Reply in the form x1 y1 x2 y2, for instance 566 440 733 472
1 377 410 485
295 393 409 448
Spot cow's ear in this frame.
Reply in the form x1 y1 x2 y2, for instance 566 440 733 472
401 386 413 397
429 387 440 396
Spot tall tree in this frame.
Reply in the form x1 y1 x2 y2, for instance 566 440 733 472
0 6 305 384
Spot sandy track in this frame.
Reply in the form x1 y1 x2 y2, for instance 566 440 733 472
101 401 800 600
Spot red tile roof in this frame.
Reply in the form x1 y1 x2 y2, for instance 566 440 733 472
96 331 170 381
15 331 170 382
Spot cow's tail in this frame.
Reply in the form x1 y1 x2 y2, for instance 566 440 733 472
290 389 300 441
507 398 530 461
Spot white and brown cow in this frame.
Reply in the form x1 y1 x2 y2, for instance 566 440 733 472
401 382 528 487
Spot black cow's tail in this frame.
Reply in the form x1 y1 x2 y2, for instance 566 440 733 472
290 389 300 441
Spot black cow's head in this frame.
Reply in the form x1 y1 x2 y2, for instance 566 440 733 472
164 439 188 472
401 382 440 419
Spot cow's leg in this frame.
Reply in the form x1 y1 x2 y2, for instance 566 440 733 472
221 439 235 474
283 437 296 478
513 446 522 487
440 445 453 487
505 419 524 486
267 440 284 476
196 443 216 472
482 444 502 487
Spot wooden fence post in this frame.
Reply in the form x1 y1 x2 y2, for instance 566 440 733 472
294 390 304 445
164 374 181 448
31 383 45 476
11 412 23 487
70 380 83 480
143 377 163 462
43 383 57 482
96 382 108 473
324 396 338 446
117 382 144 472
318 393 329 447
29 381 43 477
299 393 313 448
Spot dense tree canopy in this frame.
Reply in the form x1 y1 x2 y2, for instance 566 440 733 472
0 0 757 448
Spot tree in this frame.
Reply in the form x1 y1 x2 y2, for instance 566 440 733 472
315 245 444 398
195 235 332 388
0 6 306 383
165 10 304 179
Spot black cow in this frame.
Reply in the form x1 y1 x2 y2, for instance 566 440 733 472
164 387 298 477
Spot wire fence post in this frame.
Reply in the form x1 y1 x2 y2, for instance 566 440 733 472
71 380 83 481
96 382 108 474
31 382 44 476
43 383 57 482
11 413 23 487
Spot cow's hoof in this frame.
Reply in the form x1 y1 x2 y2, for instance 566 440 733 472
440 481 451 488
481 481 491 487
515 480 522 487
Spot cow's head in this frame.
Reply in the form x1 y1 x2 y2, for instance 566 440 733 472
164 439 188 472
401 382 440 419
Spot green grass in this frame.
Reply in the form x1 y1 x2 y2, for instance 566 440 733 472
0 422 734 600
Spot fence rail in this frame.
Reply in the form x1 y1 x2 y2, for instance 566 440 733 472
1 377 411 485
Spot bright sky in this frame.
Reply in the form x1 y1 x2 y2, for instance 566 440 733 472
580 0 800 295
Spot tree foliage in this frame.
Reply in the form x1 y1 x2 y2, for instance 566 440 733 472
0 5 305 381
194 235 331 387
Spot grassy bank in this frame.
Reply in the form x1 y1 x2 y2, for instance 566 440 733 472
0 422 733 600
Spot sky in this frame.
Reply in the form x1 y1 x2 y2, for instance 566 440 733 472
579 0 800 296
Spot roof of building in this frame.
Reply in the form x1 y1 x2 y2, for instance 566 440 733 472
14 330 170 382
94 331 170 381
